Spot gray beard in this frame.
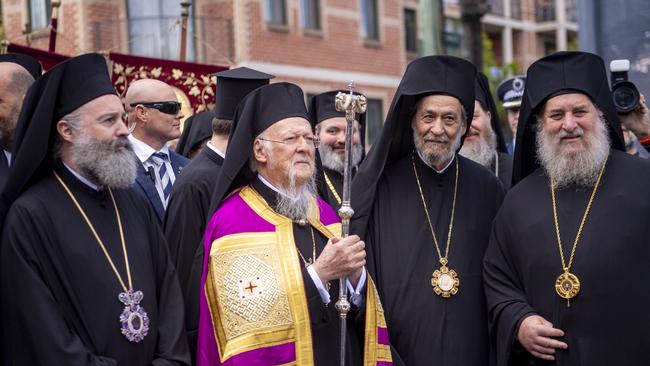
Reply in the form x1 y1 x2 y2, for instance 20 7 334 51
413 129 463 168
71 134 137 189
0 103 20 149
536 118 610 189
459 131 497 168
274 161 319 221
318 143 363 174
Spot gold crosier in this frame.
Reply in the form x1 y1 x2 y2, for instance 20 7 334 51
550 157 607 307
412 155 460 298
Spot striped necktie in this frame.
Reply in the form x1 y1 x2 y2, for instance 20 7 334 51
150 152 172 201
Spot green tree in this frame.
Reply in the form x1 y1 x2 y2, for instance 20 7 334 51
481 32 519 124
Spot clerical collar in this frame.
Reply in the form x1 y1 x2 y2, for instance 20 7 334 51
128 134 171 163
4 150 11 167
416 150 455 174
257 174 298 199
62 161 99 191
207 141 225 159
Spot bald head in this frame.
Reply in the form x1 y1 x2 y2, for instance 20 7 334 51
125 78 177 109
125 79 183 150
0 62 36 149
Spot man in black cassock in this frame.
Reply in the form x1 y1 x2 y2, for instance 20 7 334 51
0 53 41 189
163 66 273 363
351 55 505 366
309 90 365 209
460 72 513 188
0 53 189 365
484 51 650 366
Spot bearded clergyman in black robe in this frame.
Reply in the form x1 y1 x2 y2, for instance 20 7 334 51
483 51 650 366
0 53 189 365
351 55 506 366
460 72 513 188
163 67 273 362
309 90 366 209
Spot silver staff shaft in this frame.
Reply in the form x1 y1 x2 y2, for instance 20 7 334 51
334 85 366 366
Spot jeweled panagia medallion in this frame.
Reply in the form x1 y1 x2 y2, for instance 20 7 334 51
431 259 459 298
555 271 580 299
119 289 150 343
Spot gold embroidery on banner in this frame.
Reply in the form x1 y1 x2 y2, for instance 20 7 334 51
212 247 293 340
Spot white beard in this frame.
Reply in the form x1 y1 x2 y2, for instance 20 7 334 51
413 129 463 168
274 159 319 221
459 127 497 168
536 116 610 189
318 143 363 173
71 134 137 189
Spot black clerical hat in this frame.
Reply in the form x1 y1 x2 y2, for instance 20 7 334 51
0 53 116 220
308 90 367 127
175 110 215 158
496 75 526 109
475 72 508 153
214 67 275 120
0 53 42 80
207 82 309 216
350 55 476 239
511 51 625 185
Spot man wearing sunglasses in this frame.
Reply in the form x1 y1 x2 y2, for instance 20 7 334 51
125 78 189 223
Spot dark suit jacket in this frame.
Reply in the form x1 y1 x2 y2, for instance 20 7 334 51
0 153 9 193
132 150 189 223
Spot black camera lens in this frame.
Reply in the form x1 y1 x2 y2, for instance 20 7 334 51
612 81 640 114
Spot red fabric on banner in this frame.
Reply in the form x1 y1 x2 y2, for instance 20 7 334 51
3 44 228 115
6 43 69 71
108 52 227 115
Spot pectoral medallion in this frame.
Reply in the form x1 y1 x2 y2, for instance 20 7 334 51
119 289 150 343
555 271 580 299
431 259 459 298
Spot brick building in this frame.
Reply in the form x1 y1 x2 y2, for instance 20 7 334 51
1 0 578 145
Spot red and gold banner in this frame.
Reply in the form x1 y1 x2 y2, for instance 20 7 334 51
4 43 228 116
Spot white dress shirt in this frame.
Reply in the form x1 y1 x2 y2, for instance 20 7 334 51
128 135 177 207
258 174 367 306
206 141 225 158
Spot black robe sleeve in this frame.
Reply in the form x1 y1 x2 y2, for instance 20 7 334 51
149 206 192 365
483 207 538 366
1 204 119 366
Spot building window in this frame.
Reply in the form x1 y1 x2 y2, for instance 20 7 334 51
365 98 384 147
29 0 51 30
360 0 379 41
301 0 321 30
443 18 463 56
404 8 417 53
265 0 288 26
128 0 195 61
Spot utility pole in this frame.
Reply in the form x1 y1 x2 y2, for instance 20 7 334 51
460 0 487 70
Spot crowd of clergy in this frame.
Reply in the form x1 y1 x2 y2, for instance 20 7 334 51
0 48 649 366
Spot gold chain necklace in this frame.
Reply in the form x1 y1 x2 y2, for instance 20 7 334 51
550 158 607 307
53 170 150 343
412 155 460 298
295 225 317 268
323 172 342 205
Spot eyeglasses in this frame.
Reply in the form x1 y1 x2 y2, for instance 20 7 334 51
130 101 182 115
258 134 319 148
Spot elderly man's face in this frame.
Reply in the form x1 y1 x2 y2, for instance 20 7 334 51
411 94 466 168
465 100 492 144
540 93 600 156
255 117 316 188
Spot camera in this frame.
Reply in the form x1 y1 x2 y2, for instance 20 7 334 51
610 59 640 114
